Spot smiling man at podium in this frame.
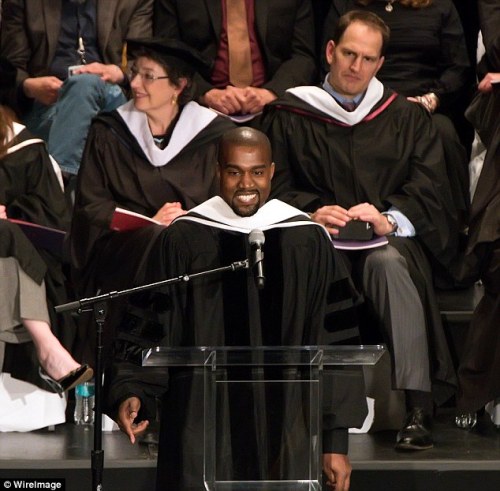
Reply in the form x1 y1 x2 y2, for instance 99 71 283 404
104 127 367 491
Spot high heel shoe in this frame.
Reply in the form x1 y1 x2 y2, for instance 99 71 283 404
39 364 94 397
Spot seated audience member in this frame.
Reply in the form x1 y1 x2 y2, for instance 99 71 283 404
455 0 500 429
262 10 459 450
323 0 471 219
0 105 91 394
0 0 153 177
105 127 367 491
69 38 235 360
153 0 317 118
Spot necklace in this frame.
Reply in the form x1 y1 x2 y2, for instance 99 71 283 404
385 0 397 12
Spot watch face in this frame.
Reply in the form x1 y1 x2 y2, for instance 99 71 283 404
386 214 397 233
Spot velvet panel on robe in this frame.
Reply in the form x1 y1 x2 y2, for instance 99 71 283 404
104 220 368 490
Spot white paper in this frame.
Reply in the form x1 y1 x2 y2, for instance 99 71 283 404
0 373 66 432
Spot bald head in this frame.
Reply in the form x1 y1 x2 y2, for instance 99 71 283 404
218 126 272 165
217 127 275 217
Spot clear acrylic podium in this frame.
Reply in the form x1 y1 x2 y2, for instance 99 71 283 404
142 345 384 491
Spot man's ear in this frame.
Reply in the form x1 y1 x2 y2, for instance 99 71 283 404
375 55 385 75
325 40 336 66
270 162 275 180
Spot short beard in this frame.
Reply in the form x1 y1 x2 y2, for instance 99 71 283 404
231 198 260 217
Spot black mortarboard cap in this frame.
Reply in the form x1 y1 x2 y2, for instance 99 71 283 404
126 37 211 79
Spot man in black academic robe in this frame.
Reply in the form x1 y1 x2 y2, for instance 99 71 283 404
105 127 367 491
261 11 459 450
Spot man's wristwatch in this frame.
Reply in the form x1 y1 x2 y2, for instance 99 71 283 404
386 214 398 235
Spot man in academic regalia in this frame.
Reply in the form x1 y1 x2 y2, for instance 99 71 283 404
261 10 459 450
105 127 367 491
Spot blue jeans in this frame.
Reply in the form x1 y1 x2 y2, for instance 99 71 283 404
23 74 127 175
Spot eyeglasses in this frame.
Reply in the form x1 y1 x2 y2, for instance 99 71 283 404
127 68 169 84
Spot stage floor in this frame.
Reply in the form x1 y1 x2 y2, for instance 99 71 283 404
0 409 499 490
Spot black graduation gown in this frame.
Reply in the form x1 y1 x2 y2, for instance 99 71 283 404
323 1 473 176
323 1 471 217
0 129 75 389
105 217 368 491
457 88 500 412
261 89 458 401
69 109 235 361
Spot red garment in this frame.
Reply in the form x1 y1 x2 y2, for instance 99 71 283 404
212 0 266 88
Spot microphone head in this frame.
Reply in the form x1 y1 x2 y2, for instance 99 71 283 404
249 229 265 246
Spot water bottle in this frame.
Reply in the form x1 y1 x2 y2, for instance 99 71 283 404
74 380 95 425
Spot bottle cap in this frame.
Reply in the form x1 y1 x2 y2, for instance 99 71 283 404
75 381 95 397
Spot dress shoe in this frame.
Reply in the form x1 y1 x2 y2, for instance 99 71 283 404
39 364 94 397
395 407 434 450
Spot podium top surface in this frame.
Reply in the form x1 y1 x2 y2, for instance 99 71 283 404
142 345 385 367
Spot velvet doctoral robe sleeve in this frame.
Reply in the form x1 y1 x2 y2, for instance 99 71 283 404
296 227 367 455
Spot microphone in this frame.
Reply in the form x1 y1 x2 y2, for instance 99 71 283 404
249 229 265 290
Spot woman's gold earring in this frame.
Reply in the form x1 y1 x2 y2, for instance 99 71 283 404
172 93 178 105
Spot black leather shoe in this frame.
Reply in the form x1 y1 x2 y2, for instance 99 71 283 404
395 408 434 450
39 364 94 397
